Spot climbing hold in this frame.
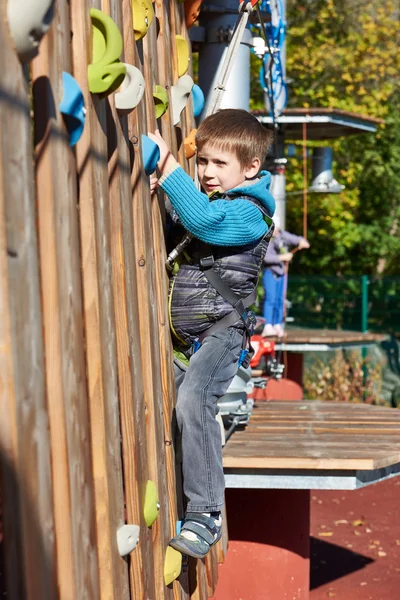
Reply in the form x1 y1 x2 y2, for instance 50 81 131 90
7 0 55 62
115 64 145 111
153 85 169 119
143 480 160 526
88 8 126 96
141 135 160 176
116 524 140 557
175 35 190 77
191 84 205 118
184 128 197 159
171 75 194 126
176 519 184 535
132 0 154 41
164 546 182 586
184 0 203 29
59 72 86 147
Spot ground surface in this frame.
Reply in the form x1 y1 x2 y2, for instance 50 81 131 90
310 476 400 600
1 478 399 598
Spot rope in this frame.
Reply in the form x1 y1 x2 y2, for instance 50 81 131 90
256 0 288 121
302 122 308 239
205 2 256 117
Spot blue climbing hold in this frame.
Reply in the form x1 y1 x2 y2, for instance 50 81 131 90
191 84 205 118
141 134 160 176
59 72 86 146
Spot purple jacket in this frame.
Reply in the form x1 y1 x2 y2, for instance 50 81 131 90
263 230 303 276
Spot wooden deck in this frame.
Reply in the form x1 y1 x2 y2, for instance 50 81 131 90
281 328 385 345
223 402 400 489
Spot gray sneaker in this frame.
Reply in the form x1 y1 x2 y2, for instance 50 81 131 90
169 512 222 559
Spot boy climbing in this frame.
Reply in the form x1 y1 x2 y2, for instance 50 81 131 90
148 109 275 559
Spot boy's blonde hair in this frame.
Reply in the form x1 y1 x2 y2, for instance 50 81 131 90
195 109 274 170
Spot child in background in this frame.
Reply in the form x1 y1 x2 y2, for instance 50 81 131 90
262 215 310 337
148 109 275 558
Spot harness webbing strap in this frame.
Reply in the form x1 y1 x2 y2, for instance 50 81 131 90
198 287 257 343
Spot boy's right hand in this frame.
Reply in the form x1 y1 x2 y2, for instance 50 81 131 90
280 252 293 263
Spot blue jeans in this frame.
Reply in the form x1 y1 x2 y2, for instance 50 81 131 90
263 269 285 325
174 326 244 512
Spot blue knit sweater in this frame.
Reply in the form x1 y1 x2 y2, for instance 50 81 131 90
159 166 275 246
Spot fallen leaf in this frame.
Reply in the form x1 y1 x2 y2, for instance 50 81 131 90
377 551 387 557
365 528 372 533
352 519 365 527
354 531 361 536
368 545 377 549
334 519 348 525
396 540 400 546
318 531 333 537
360 582 367 586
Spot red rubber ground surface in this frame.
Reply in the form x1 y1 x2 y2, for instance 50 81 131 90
310 476 400 600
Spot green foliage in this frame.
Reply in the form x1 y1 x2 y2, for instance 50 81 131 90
281 1 400 276
286 0 400 117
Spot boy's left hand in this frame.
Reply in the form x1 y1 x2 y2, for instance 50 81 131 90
148 130 178 174
150 176 159 195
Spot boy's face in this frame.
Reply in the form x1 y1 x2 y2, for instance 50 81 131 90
196 143 258 194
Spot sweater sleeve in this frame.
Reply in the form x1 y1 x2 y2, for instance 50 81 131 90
159 166 268 246
263 239 281 266
281 230 303 247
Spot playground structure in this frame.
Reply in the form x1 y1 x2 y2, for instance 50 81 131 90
2 1 399 600
0 0 226 598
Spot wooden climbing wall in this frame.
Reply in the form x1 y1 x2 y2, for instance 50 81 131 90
0 0 225 598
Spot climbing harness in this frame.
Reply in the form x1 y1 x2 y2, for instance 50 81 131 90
167 193 273 367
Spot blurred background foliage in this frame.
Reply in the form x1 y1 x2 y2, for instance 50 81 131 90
250 0 400 277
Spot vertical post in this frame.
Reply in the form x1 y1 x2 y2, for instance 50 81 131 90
361 275 369 400
361 275 369 333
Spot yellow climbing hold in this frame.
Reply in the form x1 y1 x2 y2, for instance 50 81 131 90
143 480 160 527
132 0 154 41
176 35 190 77
164 546 182 586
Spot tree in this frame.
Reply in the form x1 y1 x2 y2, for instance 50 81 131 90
279 0 400 276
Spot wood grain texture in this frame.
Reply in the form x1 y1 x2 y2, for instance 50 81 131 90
223 402 400 470
70 0 129 597
0 8 57 599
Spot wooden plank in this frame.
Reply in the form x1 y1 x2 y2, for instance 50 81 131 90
188 558 208 600
133 15 174 600
223 455 400 470
114 2 159 599
70 1 129 598
281 328 385 344
0 39 25 600
31 3 100 596
0 17 57 600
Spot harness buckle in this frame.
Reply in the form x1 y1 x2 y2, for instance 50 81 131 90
200 255 215 269
244 310 257 336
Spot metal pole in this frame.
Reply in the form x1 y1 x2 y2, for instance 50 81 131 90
361 275 369 333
